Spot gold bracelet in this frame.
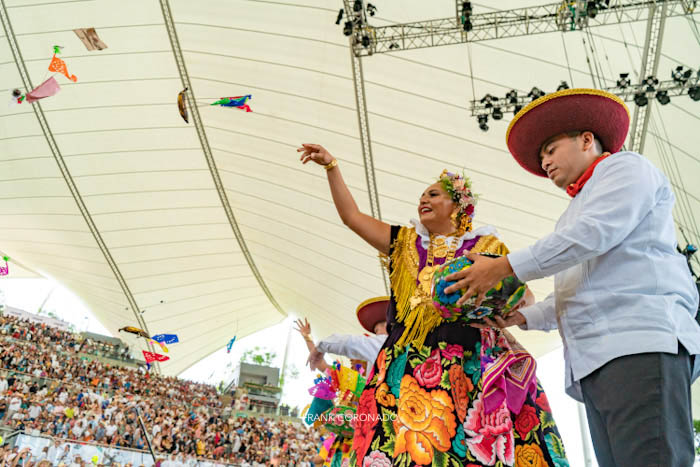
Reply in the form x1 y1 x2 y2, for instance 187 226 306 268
323 159 338 171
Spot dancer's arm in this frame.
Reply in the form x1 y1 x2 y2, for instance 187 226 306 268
298 143 391 254
294 318 329 372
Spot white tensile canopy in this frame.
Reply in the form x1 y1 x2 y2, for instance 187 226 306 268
0 0 698 412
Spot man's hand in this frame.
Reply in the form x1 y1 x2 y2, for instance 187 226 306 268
469 310 526 330
294 319 312 340
444 252 514 307
307 349 324 370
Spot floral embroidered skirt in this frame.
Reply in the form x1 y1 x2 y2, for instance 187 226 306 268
349 332 569 467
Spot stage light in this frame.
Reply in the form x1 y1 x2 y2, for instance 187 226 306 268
506 90 518 104
633 92 648 107
689 85 700 101
361 35 371 48
353 0 362 13
643 75 659 92
655 90 670 105
587 1 599 18
462 2 473 15
343 21 353 36
463 19 473 32
492 107 503 120
389 43 399 50
480 94 494 108
616 73 630 89
335 9 344 25
557 81 570 91
366 3 376 16
671 65 692 83
513 104 523 114
477 114 489 132
528 87 545 100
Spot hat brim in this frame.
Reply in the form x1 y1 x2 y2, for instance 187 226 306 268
506 88 630 177
356 296 389 333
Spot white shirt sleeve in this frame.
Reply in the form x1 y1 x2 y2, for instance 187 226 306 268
316 334 386 364
508 153 662 282
519 293 558 331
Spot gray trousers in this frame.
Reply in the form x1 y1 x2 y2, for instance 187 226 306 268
580 344 694 467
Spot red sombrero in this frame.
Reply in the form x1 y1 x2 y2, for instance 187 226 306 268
356 296 389 333
506 88 630 177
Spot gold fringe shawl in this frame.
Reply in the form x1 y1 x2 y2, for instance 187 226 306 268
389 228 510 348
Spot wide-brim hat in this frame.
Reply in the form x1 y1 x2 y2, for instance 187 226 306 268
356 296 389 333
506 88 630 177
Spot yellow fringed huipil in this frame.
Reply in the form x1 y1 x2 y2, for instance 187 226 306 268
388 226 509 349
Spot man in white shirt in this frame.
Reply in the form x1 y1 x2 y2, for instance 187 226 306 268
296 297 389 369
447 89 700 466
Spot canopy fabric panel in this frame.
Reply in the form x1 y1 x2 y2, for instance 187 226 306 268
0 0 697 375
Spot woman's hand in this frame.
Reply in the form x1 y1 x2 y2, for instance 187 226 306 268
293 318 312 341
297 144 334 166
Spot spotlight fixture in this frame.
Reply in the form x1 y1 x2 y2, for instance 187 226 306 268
671 65 692 83
556 81 570 91
616 73 630 89
335 9 344 25
461 2 473 32
366 3 376 16
506 89 518 104
353 0 362 13
689 85 700 102
643 75 659 92
587 1 599 19
528 87 545 101
633 91 648 107
388 42 399 50
477 114 489 132
480 94 495 108
513 104 523 114
655 90 670 105
361 35 371 48
492 107 503 120
343 21 353 36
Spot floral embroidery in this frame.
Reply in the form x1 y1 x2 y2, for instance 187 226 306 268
514 443 547 467
374 349 387 385
452 424 468 458
412 348 442 388
545 434 569 467
441 343 465 361
352 388 378 462
463 392 514 465
514 404 540 440
536 392 551 413
362 450 392 467
448 364 473 423
375 383 396 407
386 347 407 398
393 374 457 465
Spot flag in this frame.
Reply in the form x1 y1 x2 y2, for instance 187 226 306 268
48 54 77 82
149 339 168 353
211 95 252 112
25 77 61 103
226 336 236 353
73 28 107 51
119 326 149 339
177 88 188 123
151 333 179 344
142 350 169 363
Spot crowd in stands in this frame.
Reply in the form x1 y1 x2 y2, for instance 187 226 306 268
0 315 320 466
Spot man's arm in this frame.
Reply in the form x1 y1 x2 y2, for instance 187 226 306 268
509 154 662 282
316 334 385 363
519 293 558 331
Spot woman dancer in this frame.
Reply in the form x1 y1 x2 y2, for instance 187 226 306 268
298 144 569 467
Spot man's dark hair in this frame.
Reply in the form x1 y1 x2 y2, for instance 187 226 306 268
564 131 604 155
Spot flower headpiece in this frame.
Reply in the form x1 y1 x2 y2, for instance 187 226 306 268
438 169 478 220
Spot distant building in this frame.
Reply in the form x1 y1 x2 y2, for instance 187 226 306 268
227 362 282 414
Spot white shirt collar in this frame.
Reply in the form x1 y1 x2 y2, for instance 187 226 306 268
409 219 499 250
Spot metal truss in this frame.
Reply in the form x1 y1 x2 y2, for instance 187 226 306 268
343 0 391 294
469 72 699 117
348 0 696 56
629 1 668 152
159 0 287 317
1 0 160 371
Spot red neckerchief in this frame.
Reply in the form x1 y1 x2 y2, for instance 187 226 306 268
566 152 611 198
